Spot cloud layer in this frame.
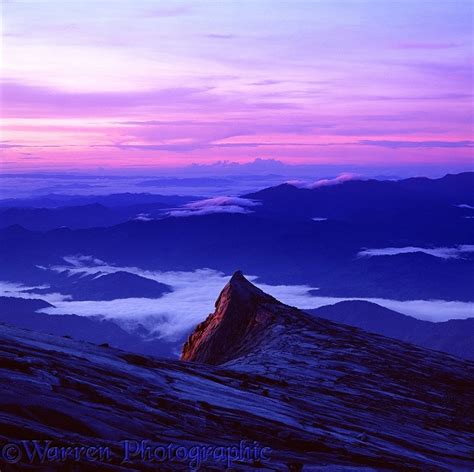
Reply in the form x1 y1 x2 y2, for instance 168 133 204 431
287 173 361 189
167 196 260 217
358 245 474 260
307 173 361 189
2 256 473 341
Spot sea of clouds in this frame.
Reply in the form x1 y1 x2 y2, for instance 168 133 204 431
1 256 473 341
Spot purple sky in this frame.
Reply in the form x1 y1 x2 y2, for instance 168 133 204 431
1 0 473 172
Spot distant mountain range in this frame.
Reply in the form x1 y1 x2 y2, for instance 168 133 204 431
0 173 473 303
28 270 171 301
0 192 195 209
1 273 473 470
0 194 198 231
307 300 474 360
246 172 474 224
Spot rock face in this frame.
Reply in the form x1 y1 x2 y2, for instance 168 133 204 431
1 272 474 470
182 271 278 364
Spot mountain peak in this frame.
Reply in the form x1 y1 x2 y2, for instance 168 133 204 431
226 270 250 293
181 272 279 364
218 270 275 306
229 269 245 283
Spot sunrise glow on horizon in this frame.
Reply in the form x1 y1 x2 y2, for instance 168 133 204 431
1 0 473 171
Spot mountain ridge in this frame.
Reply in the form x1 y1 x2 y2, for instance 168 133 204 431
307 300 474 360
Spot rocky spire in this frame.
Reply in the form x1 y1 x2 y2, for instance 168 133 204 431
181 271 279 364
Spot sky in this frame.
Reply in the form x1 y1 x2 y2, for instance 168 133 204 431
1 0 473 172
